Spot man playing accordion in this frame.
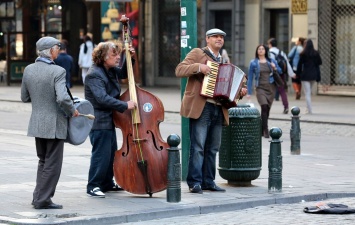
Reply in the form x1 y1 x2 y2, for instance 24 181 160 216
175 28 247 194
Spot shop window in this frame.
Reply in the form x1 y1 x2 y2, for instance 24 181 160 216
0 1 15 18
45 3 62 40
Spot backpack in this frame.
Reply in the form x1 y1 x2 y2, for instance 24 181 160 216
271 50 288 74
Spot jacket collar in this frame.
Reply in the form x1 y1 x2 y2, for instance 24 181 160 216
35 57 55 65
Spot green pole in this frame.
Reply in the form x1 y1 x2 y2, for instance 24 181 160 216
179 0 197 180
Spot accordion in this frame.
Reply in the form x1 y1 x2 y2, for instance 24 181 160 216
200 61 247 109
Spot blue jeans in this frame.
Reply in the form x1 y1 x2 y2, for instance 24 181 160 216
187 102 223 188
87 129 117 192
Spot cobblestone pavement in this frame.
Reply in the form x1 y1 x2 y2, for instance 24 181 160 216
1 96 355 225
121 197 355 225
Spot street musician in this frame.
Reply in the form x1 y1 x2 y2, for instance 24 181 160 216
175 28 247 194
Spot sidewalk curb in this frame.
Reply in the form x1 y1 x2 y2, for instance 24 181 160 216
1 192 355 225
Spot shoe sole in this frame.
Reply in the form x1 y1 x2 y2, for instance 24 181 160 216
87 193 105 198
190 191 203 194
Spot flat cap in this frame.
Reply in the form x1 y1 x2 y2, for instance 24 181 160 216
206 28 226 37
36 36 61 51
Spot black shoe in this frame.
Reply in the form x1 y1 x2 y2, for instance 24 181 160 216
202 184 226 192
283 108 289 114
189 184 203 194
87 187 105 198
34 203 63 209
102 184 124 192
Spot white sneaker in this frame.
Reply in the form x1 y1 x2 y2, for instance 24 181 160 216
304 109 312 114
87 187 105 198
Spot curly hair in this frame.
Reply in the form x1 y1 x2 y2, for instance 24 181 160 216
92 41 122 65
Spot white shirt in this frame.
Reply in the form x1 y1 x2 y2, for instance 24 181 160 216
269 47 294 77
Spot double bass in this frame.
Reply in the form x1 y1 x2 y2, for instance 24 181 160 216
113 15 169 197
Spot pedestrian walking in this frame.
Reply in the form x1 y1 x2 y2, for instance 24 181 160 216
268 38 296 114
54 41 74 88
296 39 322 114
21 36 79 209
288 37 305 100
246 44 282 138
78 34 94 84
175 28 247 194
84 41 136 198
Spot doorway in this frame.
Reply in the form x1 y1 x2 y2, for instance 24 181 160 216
269 9 289 53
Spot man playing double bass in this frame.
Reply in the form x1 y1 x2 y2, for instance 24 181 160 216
175 28 247 194
84 41 136 198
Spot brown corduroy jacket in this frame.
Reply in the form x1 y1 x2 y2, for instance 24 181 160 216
175 47 229 125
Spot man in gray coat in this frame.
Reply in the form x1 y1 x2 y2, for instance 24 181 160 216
21 36 79 209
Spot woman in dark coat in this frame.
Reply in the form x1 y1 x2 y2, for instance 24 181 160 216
296 39 322 114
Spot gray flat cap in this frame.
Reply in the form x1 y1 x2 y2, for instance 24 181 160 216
36 36 61 51
206 28 226 37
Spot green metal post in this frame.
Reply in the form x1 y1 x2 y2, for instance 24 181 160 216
290 106 301 155
179 0 197 180
268 127 283 193
166 134 181 203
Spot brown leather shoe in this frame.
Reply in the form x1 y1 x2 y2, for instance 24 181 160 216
34 203 63 209
296 92 301 100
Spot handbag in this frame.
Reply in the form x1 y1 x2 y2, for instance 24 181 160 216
109 21 121 31
102 27 113 40
272 70 284 87
106 1 119 18
101 15 111 24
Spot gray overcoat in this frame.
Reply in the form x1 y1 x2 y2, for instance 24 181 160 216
21 60 75 139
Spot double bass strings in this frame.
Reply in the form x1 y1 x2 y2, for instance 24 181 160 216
124 32 145 164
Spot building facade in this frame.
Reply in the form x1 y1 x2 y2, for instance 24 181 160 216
1 0 354 96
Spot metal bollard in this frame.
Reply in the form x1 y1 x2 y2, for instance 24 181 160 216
166 134 181 203
268 127 283 193
290 106 301 155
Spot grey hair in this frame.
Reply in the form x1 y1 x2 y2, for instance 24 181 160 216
37 46 57 58
103 42 116 60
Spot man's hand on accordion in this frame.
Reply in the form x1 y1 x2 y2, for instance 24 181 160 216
200 64 211 75
240 88 247 97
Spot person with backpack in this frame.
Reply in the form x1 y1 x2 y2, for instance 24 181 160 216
267 38 296 114
288 37 305 100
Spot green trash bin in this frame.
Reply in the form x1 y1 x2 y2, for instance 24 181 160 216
218 104 262 186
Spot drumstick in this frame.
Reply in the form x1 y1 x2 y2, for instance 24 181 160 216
78 113 95 120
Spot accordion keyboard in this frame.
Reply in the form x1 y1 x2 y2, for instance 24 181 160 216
201 61 220 98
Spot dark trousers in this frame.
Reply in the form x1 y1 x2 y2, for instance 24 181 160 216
187 103 223 188
277 74 289 110
87 129 117 192
33 138 64 207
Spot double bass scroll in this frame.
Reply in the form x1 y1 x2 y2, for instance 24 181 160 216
112 15 169 197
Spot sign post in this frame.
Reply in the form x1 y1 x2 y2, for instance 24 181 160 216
179 0 197 180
